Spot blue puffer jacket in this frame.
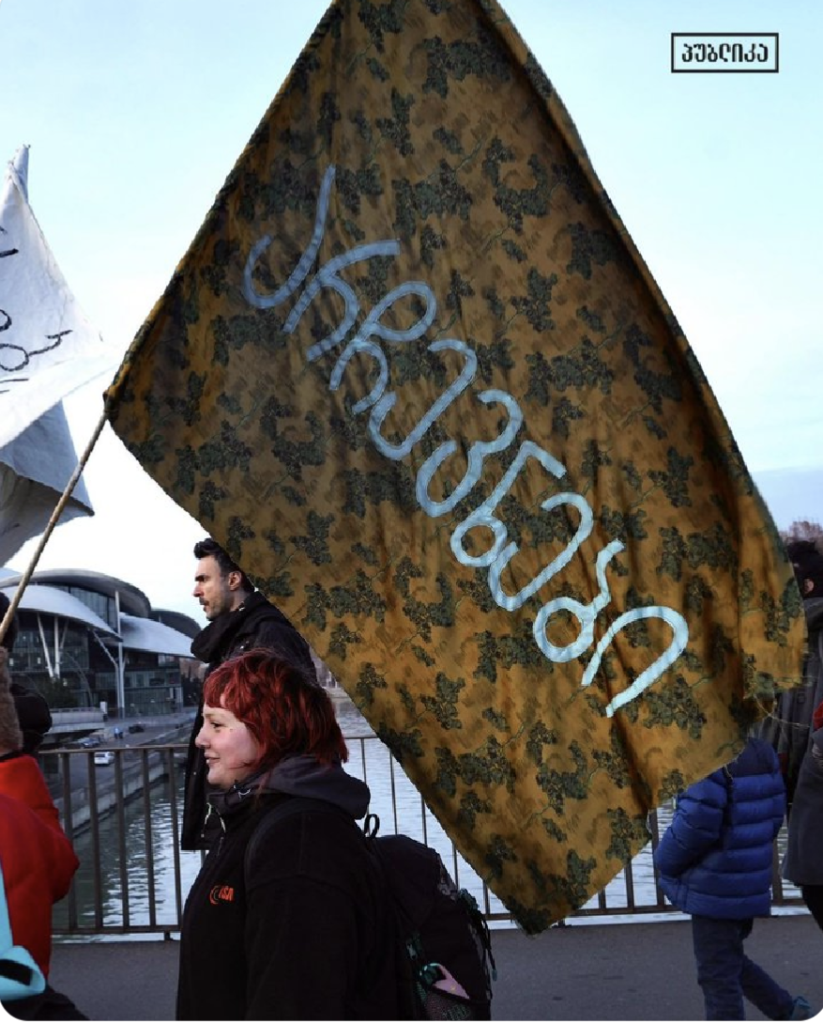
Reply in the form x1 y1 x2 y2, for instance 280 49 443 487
653 737 785 919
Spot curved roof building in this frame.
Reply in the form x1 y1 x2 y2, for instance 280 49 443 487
119 614 193 658
1 568 201 718
1 583 120 638
3 568 152 618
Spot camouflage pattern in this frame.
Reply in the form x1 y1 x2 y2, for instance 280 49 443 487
106 0 803 932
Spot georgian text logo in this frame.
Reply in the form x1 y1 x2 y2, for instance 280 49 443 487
671 34 779 73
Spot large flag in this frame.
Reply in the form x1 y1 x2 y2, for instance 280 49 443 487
0 146 115 450
106 0 803 931
0 148 95 565
0 399 93 565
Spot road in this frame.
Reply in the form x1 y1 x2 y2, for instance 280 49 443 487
45 713 195 794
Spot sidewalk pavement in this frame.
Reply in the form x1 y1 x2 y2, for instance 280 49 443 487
46 912 822 1021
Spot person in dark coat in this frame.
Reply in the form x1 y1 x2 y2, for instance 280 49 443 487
653 736 812 1020
176 649 404 1021
760 540 823 812
182 538 318 850
783 698 823 932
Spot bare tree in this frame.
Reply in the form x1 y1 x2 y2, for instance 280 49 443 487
781 519 823 551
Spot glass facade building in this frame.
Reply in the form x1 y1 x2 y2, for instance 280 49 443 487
2 569 201 716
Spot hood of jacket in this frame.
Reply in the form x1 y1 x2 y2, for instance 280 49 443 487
208 754 371 823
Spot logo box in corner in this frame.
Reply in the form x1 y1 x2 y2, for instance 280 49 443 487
671 34 779 73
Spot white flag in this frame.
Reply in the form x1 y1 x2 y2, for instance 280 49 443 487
0 147 97 564
0 399 93 565
0 145 116 448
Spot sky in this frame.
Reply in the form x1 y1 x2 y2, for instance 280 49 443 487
1 0 821 624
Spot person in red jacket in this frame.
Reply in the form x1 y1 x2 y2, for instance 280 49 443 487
0 763 78 977
0 641 84 1020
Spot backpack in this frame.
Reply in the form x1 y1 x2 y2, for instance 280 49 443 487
246 798 496 1021
362 811 496 1020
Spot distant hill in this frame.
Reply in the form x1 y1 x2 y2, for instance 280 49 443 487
753 465 823 532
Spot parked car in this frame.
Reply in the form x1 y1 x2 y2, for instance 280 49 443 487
80 736 102 748
127 723 145 734
93 751 114 767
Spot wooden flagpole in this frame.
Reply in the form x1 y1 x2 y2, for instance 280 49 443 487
0 407 109 644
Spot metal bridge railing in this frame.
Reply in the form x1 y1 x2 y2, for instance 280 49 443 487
48 741 803 938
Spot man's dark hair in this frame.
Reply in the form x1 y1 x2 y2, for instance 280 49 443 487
0 592 19 653
786 539 823 596
193 538 254 594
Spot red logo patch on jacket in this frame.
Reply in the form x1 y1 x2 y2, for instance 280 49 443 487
209 884 235 905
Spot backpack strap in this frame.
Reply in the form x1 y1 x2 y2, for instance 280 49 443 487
244 796 345 877
363 812 381 838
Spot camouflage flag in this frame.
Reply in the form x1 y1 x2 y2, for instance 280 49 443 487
106 0 803 932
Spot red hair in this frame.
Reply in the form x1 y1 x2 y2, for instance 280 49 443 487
202 649 347 769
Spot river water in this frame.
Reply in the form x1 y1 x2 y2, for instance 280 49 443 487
55 704 798 933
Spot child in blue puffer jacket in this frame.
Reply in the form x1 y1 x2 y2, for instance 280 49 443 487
654 735 812 1021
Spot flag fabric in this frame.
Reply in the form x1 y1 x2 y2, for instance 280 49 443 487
106 0 803 931
0 399 93 565
0 148 95 565
0 146 115 450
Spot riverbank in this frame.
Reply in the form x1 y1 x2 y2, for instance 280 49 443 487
48 913 823 1021
48 716 194 835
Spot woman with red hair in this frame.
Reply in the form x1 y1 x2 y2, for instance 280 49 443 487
175 649 403 1020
